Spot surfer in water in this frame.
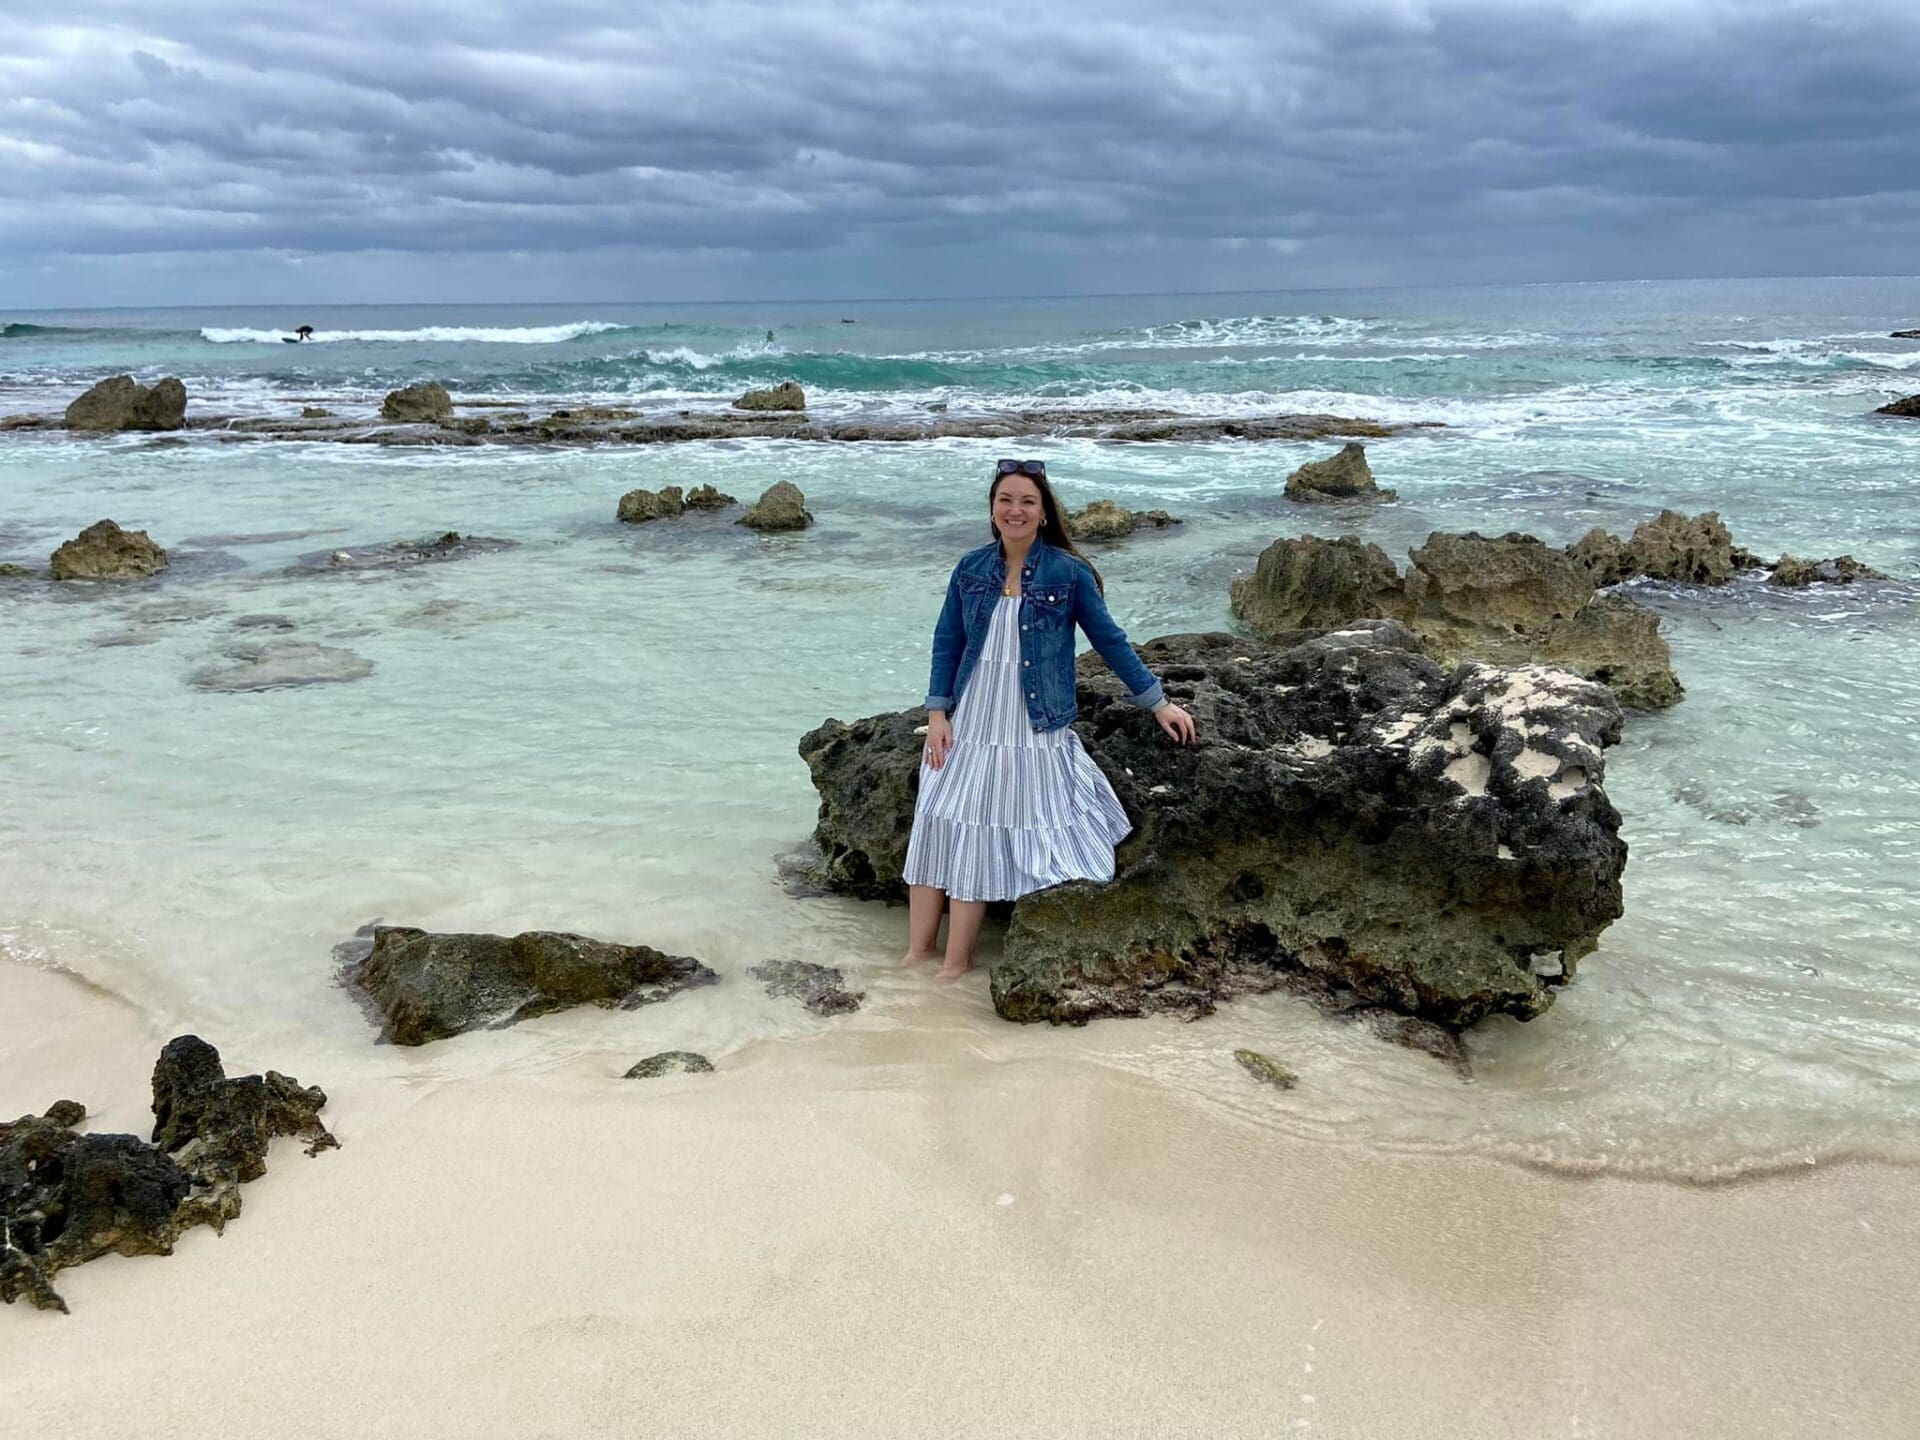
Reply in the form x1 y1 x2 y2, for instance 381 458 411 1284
293 324 314 341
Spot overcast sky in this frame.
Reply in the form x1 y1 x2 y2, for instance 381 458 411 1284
4 0 1918 306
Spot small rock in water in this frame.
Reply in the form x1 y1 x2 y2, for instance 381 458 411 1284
232 613 298 631
624 1051 715 1078
190 641 374 692
1283 441 1396 502
737 481 813 532
49 519 169 581
748 959 863 1015
1233 1049 1298 1089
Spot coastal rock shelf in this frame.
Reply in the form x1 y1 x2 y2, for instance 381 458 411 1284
1 1036 336 1313
2 405 1439 448
799 620 1626 1032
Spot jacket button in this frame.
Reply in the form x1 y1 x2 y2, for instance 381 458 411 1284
1047 594 1055 601
1022 660 1030 667
1021 624 1029 632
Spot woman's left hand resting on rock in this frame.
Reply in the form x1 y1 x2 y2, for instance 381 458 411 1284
1155 702 1198 745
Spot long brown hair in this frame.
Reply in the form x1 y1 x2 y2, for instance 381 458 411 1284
988 465 1106 595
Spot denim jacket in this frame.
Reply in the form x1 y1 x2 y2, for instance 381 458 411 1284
924 537 1165 732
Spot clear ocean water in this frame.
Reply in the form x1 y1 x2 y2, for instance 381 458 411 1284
3 277 1917 1181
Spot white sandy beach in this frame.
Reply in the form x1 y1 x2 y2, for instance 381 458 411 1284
4 960 1916 1439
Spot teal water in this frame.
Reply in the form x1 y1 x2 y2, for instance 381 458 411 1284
3 278 1918 1180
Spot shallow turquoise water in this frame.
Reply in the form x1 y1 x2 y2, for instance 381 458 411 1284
3 278 1918 1179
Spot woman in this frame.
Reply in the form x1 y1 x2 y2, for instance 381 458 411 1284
902 458 1198 981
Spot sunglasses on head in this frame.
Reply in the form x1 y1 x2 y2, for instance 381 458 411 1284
996 458 1046 478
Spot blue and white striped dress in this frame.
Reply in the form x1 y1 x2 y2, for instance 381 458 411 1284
903 596 1133 902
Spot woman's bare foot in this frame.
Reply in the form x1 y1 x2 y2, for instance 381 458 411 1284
900 949 941 965
933 959 973 984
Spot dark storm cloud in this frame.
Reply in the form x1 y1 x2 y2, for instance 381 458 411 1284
2 0 1917 300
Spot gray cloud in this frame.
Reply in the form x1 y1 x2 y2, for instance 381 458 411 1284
2 0 1917 303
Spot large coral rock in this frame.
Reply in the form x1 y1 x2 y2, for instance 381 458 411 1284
1 1037 334 1313
617 485 686 523
1066 499 1182 542
1231 531 1682 710
1564 527 1633 585
1622 510 1736 585
737 480 813 531
1283 441 1395 502
800 622 1626 1030
1228 534 1405 632
49 519 168 580
380 382 453 423
65 375 187 431
350 926 720 1045
733 382 806 412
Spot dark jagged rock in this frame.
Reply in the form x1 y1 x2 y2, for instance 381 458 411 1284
801 621 1626 1032
1892 330 1920 340
683 483 736 510
1231 531 1682 710
617 485 686 523
737 480 813 531
624 1051 715 1078
1769 554 1890 587
1234 1049 1297 1089
1283 441 1396 502
350 926 720 1045
747 960 864 1015
1 1037 334 1313
734 382 807 411
65 375 187 431
1065 499 1182 542
1875 394 1920 416
49 519 168 580
380 382 453 423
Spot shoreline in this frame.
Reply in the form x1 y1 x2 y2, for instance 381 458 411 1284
5 961 1918 1437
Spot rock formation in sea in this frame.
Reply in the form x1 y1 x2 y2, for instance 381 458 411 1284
380 382 453 423
1283 441 1396 502
49 519 169 580
1873 393 1920 417
738 481 813 531
733 381 807 412
349 926 719 1045
189 640 375 692
1 1036 336 1313
747 960 864 1015
1769 554 1889 587
64 375 187 432
624 1051 716 1078
1890 330 1920 340
800 619 1625 1031
1234 1049 1298 1089
617 485 687 523
292 531 515 573
1230 530 1682 710
684 483 737 510
1066 499 1183 542
1 562 33 579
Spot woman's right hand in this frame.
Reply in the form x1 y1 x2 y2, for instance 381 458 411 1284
924 711 954 769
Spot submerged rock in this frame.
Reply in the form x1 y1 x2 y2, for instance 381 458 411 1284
1066 499 1183 542
733 381 806 412
1873 393 1920 417
295 531 515 573
380 382 453 423
301 406 332 418
747 960 863 1015
65 375 187 432
1769 554 1889 587
0 562 33 579
1231 531 1682 710
624 1051 715 1078
617 485 686 523
49 520 169 581
350 926 720 1045
1233 1049 1297 1089
0 1036 334 1313
1283 441 1395 502
738 480 813 532
190 640 373 692
801 621 1626 1032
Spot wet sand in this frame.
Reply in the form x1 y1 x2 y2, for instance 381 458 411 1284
3 961 1916 1438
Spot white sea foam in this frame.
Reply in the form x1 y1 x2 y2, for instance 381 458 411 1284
634 341 784 369
200 321 629 344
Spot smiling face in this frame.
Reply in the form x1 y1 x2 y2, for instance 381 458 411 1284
991 472 1044 542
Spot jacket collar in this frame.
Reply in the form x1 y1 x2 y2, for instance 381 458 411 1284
960 535 1062 581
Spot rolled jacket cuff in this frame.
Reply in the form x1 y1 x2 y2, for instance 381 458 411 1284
1128 679 1165 710
925 694 953 712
